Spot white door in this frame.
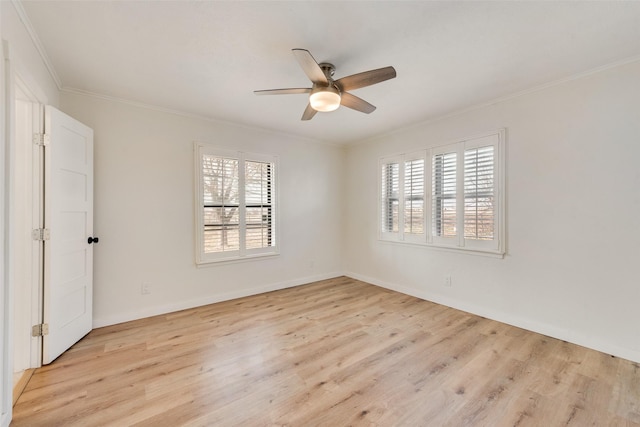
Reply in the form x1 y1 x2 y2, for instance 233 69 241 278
42 106 94 364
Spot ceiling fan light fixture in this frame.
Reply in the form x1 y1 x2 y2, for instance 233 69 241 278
255 49 396 120
309 86 341 112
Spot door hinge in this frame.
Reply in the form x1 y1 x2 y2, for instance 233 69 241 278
32 228 50 241
32 323 49 337
33 133 50 146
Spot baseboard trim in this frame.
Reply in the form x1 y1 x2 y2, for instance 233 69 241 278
346 271 640 364
92 271 345 328
13 368 35 407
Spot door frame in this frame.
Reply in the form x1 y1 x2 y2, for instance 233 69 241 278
1 36 13 427
13 75 44 371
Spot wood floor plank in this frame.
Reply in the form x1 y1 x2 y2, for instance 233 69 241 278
11 277 640 426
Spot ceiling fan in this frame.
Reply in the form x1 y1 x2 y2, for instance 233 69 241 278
254 49 397 121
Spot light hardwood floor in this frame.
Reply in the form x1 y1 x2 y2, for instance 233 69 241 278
12 277 640 426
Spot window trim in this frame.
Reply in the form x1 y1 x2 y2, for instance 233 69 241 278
194 143 279 265
378 129 506 257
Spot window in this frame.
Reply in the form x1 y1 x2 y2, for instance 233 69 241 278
380 159 400 235
195 144 278 264
432 150 457 242
379 130 505 255
380 152 427 241
404 157 425 236
464 145 495 241
380 152 426 244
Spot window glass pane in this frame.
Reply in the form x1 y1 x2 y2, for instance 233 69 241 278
202 155 238 205
245 161 274 249
203 206 239 253
246 207 272 249
404 159 424 234
202 155 239 254
464 146 494 240
432 152 457 237
381 162 400 233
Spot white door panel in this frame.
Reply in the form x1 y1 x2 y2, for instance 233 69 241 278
42 106 94 365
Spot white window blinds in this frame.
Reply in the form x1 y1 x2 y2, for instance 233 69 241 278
378 130 504 255
202 155 239 253
380 153 426 242
381 161 400 234
196 144 278 264
464 146 494 241
432 152 457 239
245 160 275 250
404 158 425 235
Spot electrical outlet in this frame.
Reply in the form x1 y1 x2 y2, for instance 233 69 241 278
141 283 151 295
444 276 452 287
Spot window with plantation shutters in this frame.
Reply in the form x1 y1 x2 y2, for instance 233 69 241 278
432 151 457 240
378 130 505 255
380 153 426 242
245 160 273 250
195 144 278 264
404 158 425 236
380 160 400 235
202 155 240 253
464 146 494 241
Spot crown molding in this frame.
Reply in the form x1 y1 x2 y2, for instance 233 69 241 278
356 53 640 146
60 87 337 147
11 0 63 90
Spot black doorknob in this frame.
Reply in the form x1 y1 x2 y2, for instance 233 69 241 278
88 237 99 244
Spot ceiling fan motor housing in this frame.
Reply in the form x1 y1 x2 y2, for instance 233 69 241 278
318 62 336 79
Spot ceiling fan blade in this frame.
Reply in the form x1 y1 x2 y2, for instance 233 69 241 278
301 103 317 121
340 92 376 114
292 49 328 85
254 88 312 95
335 66 397 92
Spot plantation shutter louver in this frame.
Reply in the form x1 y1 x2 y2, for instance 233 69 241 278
245 160 275 250
202 155 239 253
464 146 494 240
432 152 457 239
381 161 400 234
404 158 425 235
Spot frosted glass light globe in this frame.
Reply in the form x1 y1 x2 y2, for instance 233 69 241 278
309 86 341 112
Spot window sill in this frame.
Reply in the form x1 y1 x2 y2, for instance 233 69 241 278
196 251 280 267
378 238 505 259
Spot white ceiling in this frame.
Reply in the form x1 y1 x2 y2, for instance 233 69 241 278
20 1 640 145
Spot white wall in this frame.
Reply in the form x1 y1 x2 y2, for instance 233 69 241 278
345 60 640 363
60 92 345 327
